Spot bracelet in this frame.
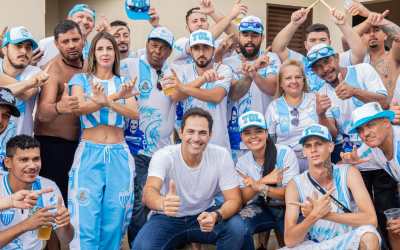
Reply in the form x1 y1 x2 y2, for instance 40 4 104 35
261 185 269 200
55 102 61 115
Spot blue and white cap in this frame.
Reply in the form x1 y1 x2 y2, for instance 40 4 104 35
1 26 38 50
306 43 336 67
148 26 174 48
68 4 96 20
299 124 332 144
349 102 395 134
238 111 267 132
189 29 214 48
239 16 264 34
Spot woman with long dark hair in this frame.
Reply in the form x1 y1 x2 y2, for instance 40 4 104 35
236 111 299 250
67 32 138 250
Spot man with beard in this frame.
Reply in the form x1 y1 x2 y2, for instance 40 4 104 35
169 29 233 150
340 1 400 103
344 102 400 249
222 15 280 161
308 43 393 247
272 7 367 92
172 0 247 65
0 27 44 136
37 4 95 68
34 20 84 204
120 26 177 246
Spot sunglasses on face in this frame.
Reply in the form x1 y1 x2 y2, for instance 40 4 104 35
290 108 299 127
307 47 335 61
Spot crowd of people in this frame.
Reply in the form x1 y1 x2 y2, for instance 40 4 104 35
0 0 399 249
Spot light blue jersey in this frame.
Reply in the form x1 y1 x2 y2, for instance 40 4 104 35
69 73 128 129
120 55 175 157
0 121 16 171
224 51 280 151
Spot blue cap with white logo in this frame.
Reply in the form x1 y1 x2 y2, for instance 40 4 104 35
1 26 38 50
349 102 394 134
239 16 264 34
306 43 336 67
189 29 214 48
238 111 267 133
68 4 96 20
148 26 174 48
299 124 332 145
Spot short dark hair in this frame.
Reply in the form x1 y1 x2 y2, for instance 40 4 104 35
110 20 131 32
147 38 172 49
305 23 330 39
54 19 82 41
6 135 40 157
181 107 213 133
186 7 201 24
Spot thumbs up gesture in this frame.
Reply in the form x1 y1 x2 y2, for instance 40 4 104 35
316 93 332 116
55 195 71 228
340 146 369 165
335 73 355 100
56 83 80 114
162 180 181 217
390 99 400 125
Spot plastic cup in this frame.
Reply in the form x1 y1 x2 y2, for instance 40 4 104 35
160 76 175 96
384 208 400 221
37 225 52 240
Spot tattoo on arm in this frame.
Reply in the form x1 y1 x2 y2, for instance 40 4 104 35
229 78 251 100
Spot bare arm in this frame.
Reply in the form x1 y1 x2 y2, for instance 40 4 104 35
324 167 378 227
55 224 74 245
0 223 29 247
252 73 277 96
319 116 338 138
36 69 61 122
209 0 244 41
107 97 139 120
229 77 252 101
392 39 400 65
352 89 390 109
142 176 165 211
71 85 102 116
169 77 206 102
220 187 242 219
179 85 227 104
272 8 309 62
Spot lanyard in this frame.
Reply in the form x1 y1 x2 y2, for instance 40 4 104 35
307 172 351 213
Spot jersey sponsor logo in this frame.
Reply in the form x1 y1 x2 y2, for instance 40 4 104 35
0 209 15 226
76 188 90 206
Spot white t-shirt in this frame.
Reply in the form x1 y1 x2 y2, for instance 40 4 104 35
0 59 41 136
357 125 400 177
265 93 318 153
319 63 388 144
236 144 299 202
339 50 370 67
224 51 281 150
120 55 175 157
0 174 63 250
176 62 232 150
148 143 240 217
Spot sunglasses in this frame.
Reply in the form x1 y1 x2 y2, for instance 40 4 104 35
239 22 263 31
307 46 335 62
290 108 299 127
156 69 163 91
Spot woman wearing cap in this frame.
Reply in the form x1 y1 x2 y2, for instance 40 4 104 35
283 124 380 250
235 111 299 250
265 60 336 172
68 32 137 250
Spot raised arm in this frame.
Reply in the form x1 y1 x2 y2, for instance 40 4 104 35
272 8 310 62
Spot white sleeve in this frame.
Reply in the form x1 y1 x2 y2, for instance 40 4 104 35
339 50 353 67
281 148 300 186
215 64 233 93
265 103 277 136
218 150 240 191
148 149 172 181
359 64 388 96
287 49 305 62
120 58 137 80
172 37 190 62
235 157 249 189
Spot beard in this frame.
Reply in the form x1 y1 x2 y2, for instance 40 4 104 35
239 42 261 59
194 56 212 68
118 43 129 54
8 55 28 69
60 49 82 61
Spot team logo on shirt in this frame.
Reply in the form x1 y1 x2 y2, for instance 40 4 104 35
6 238 23 249
119 191 131 208
138 80 152 99
76 188 90 206
0 209 15 226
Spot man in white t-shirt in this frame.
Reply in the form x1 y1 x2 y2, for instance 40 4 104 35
0 26 44 136
169 29 233 150
344 102 400 248
133 107 244 250
272 7 367 92
37 4 96 67
0 135 73 249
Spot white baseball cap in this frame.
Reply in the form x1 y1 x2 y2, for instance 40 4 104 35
238 111 267 133
189 29 214 48
349 102 395 134
1 26 38 50
299 124 332 144
148 26 174 48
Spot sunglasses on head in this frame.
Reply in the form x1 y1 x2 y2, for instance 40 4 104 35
307 46 335 62
239 22 263 31
290 108 299 127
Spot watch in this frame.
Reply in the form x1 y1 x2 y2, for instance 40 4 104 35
214 210 223 224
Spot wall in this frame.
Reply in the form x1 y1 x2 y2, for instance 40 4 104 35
0 0 46 42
